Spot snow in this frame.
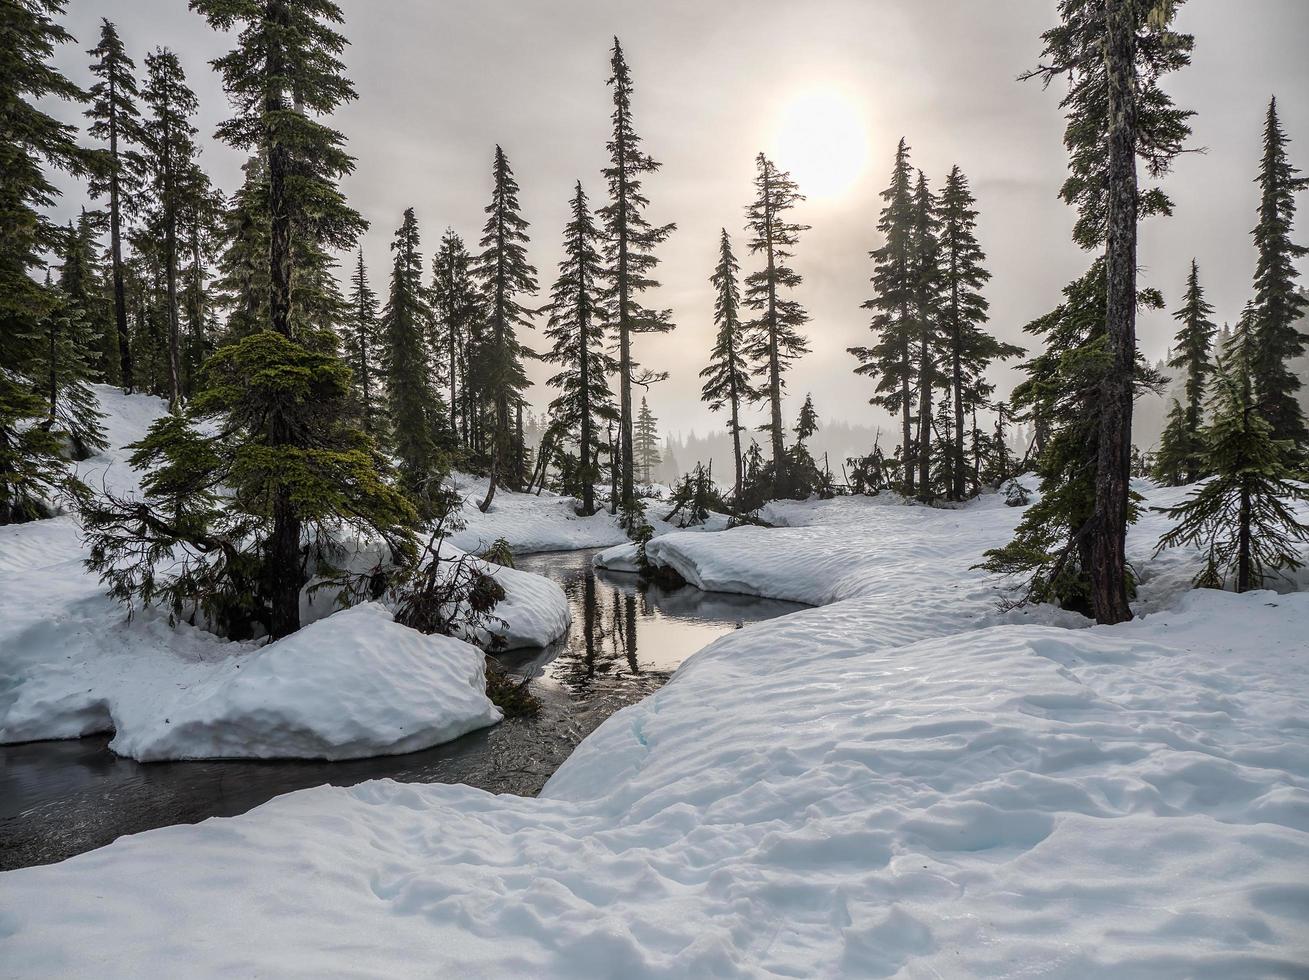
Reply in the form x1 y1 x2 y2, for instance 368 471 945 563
4 472 1307 974
0 386 568 759
447 473 730 557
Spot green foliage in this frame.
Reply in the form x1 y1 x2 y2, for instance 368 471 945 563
344 249 381 435
663 463 727 528
479 537 515 569
1152 398 1196 487
1165 259 1216 481
0 373 85 525
82 331 418 639
634 397 661 484
1249 97 1309 449
380 208 450 511
1155 323 1309 591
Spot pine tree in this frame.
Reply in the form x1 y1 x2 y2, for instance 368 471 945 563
344 250 381 436
192 0 366 342
0 0 97 525
700 228 759 508
140 47 202 412
1155 316 1309 592
178 178 222 398
472 145 537 511
794 392 819 445
86 17 143 391
380 208 447 508
431 229 478 445
634 397 661 484
742 152 810 498
600 38 675 518
938 165 1022 500
190 0 370 638
1152 398 1191 486
37 267 107 460
992 0 1193 619
59 210 118 386
909 170 946 501
1249 97 1309 449
544 182 616 516
1164 258 1216 481
850 138 918 495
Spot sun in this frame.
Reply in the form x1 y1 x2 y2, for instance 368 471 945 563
772 88 871 200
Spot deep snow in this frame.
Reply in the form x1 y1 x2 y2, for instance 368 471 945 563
0 386 568 760
3 465 1307 975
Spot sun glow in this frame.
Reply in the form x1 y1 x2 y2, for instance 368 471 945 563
772 88 871 201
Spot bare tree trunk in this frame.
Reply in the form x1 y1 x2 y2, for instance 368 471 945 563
1091 0 1138 625
108 73 134 392
1236 481 1252 593
762 165 787 497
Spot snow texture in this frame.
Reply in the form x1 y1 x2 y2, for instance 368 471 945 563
0 386 565 758
3 467 1307 975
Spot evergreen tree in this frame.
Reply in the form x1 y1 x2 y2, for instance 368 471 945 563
938 165 1022 500
0 0 97 525
1249 96 1309 449
59 210 118 386
179 177 223 398
1164 258 1216 481
1155 316 1309 591
191 0 367 341
344 250 381 436
700 228 759 508
189 0 369 638
472 145 537 511
140 47 202 411
82 332 418 639
851 138 918 495
1151 398 1191 486
992 0 1193 619
600 38 675 518
544 182 616 516
86 17 143 391
794 392 819 445
36 268 107 460
909 170 945 501
742 152 810 498
633 397 661 484
380 208 447 508
431 229 478 445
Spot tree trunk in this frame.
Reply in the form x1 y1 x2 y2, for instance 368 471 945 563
615 105 636 518
1236 480 1252 593
916 332 932 502
108 73 133 392
479 457 499 513
951 279 966 501
579 283 594 515
729 384 743 512
1090 0 1138 625
763 166 787 498
163 134 181 414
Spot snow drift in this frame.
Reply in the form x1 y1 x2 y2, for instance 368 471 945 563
0 386 568 758
3 470 1307 974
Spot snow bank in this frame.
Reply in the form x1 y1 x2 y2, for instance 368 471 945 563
4 478 1307 974
111 603 499 761
448 474 730 557
0 387 566 758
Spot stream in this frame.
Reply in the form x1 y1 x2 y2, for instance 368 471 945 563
0 548 805 871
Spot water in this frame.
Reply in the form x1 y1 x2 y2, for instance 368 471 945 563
0 549 805 871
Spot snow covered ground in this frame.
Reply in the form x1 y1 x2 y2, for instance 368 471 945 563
447 473 729 556
4 470 1307 975
0 386 567 759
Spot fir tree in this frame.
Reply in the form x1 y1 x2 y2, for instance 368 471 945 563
794 392 819 445
59 210 118 386
189 0 369 638
634 397 662 484
86 17 143 391
1155 316 1309 592
600 38 675 517
0 0 97 525
36 269 107 460
1249 96 1309 449
851 138 917 495
1164 258 1216 481
994 0 1193 620
345 250 381 436
140 47 202 411
742 152 810 498
544 182 616 516
1151 398 1191 486
178 177 223 398
380 208 447 509
472 145 537 511
82 332 418 640
700 228 759 508
431 229 478 445
191 0 367 341
909 170 945 501
937 165 1022 500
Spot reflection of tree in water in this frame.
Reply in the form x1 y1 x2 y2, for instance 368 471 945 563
557 565 653 693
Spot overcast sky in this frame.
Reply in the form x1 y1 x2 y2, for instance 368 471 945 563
45 0 1309 438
